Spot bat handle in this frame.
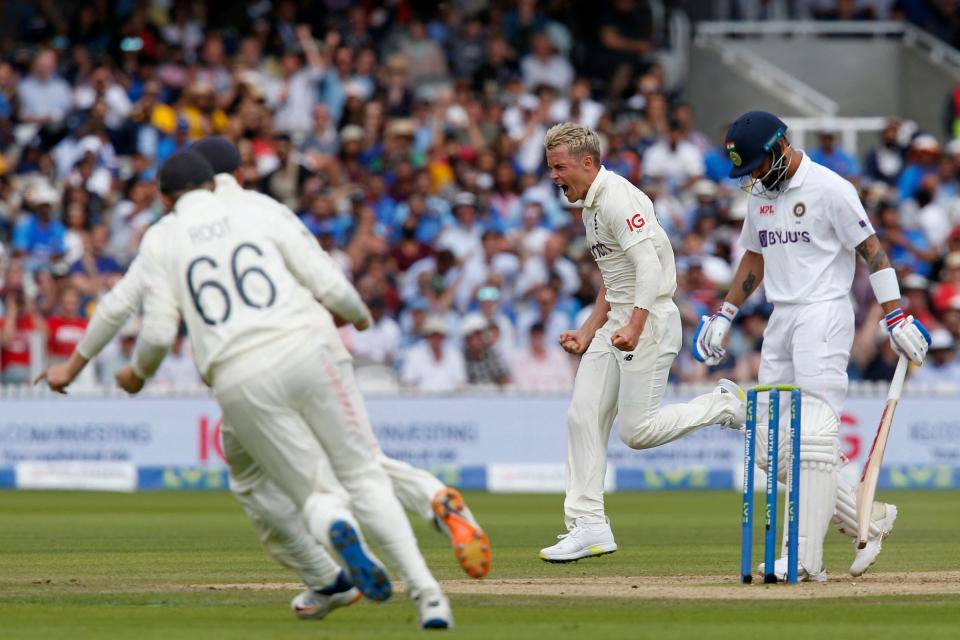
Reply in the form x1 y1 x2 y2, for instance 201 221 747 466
887 355 908 402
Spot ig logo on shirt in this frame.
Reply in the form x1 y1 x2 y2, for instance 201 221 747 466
625 214 646 232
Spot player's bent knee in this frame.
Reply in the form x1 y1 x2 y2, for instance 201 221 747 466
617 413 656 450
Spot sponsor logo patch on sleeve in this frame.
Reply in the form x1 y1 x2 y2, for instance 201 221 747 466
625 213 646 232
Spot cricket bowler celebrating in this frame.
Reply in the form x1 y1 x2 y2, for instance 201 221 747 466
694 110 931 581
539 123 746 562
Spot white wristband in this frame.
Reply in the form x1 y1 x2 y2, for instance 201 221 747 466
719 301 739 321
869 268 901 304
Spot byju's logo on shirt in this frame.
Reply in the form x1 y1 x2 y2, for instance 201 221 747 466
759 229 811 248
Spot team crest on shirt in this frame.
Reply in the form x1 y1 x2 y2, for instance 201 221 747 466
625 213 646 232
726 141 742 167
793 202 806 217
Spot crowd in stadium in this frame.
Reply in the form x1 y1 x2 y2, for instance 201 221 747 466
2 0 960 390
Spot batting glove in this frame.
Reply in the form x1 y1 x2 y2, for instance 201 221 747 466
882 308 931 366
692 302 738 366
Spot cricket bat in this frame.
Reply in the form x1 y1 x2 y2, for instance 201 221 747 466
856 354 909 549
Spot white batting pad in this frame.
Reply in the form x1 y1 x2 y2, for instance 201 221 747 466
797 434 838 576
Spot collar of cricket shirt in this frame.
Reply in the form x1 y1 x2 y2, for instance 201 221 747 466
783 151 812 192
175 189 219 215
582 165 609 209
214 173 241 192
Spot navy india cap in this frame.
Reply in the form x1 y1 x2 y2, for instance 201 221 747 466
190 136 242 175
724 110 788 179
158 150 215 195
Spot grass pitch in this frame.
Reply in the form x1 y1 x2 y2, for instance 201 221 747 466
1 490 959 639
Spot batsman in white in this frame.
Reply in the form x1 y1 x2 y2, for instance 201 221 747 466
539 123 746 563
114 150 450 628
694 110 931 581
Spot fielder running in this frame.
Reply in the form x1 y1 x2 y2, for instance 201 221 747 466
36 139 489 623
97 151 451 628
694 110 931 581
539 123 746 562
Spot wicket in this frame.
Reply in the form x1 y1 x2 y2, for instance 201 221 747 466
740 385 802 584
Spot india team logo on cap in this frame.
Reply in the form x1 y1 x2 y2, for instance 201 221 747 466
726 141 742 167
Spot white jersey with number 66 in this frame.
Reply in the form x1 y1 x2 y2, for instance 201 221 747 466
132 189 367 384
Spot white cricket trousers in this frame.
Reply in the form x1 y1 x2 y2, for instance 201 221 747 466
564 299 734 528
224 360 446 589
213 338 440 597
756 297 883 545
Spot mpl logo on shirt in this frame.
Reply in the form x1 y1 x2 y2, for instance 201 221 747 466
758 229 811 247
759 205 775 216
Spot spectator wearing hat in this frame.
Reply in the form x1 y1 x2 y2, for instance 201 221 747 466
462 313 509 386
864 118 905 185
902 273 937 330
400 314 466 392
898 134 941 200
910 329 960 383
13 183 66 265
437 192 484 262
511 320 574 391
475 284 518 362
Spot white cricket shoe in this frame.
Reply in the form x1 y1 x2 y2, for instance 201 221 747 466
850 503 898 577
414 589 454 630
290 578 361 620
539 517 618 563
716 378 746 428
757 557 828 583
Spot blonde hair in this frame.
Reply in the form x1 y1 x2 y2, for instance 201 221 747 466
543 123 601 165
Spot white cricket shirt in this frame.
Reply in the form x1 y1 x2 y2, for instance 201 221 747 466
739 153 874 305
213 174 352 363
581 167 677 305
76 177 354 366
134 189 366 384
